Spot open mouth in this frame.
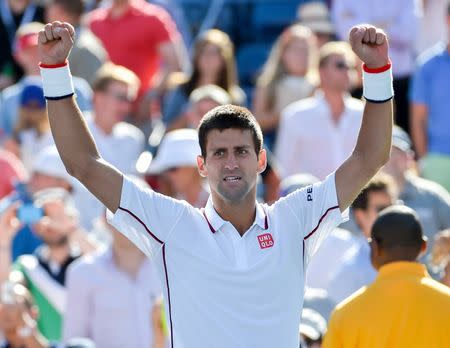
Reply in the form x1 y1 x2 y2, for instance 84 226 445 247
223 176 241 182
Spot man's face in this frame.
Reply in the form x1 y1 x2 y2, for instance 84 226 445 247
94 81 134 128
197 128 266 204
320 53 352 92
33 200 76 247
355 191 392 238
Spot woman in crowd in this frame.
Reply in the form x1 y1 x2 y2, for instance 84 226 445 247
253 24 318 151
162 29 245 130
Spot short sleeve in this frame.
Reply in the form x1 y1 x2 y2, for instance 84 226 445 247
107 176 187 258
149 7 180 45
281 172 349 268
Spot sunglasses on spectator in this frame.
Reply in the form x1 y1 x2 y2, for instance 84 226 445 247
333 61 351 70
104 90 133 103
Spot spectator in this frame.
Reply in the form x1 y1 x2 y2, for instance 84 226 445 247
332 0 421 133
86 0 185 102
0 0 45 89
430 229 450 287
0 22 92 143
145 129 208 208
88 63 145 175
275 41 362 180
162 29 245 128
171 84 231 130
323 206 450 347
3 83 53 171
299 308 327 348
253 24 317 151
327 174 396 303
382 125 450 255
297 1 335 48
3 189 92 341
0 149 26 199
45 0 108 86
410 4 450 191
64 216 164 348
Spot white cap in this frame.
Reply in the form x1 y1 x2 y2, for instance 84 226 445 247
299 308 327 340
32 146 72 184
146 129 201 174
297 2 335 35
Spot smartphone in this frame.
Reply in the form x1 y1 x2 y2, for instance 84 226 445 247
17 204 44 225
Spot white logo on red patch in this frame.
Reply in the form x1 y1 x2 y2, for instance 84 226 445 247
257 233 274 249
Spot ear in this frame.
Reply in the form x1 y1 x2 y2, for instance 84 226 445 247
197 155 207 178
353 209 365 229
418 237 428 258
257 149 267 174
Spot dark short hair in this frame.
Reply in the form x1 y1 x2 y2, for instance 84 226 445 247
197 104 263 158
49 0 85 18
352 174 395 210
371 205 423 253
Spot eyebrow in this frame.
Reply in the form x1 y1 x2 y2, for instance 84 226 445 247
210 145 252 152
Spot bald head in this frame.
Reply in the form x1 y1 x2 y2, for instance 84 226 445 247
370 206 426 266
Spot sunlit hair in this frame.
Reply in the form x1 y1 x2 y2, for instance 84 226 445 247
256 24 318 106
92 62 140 99
184 29 239 99
318 41 356 68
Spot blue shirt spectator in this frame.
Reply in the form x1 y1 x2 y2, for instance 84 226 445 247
410 42 450 156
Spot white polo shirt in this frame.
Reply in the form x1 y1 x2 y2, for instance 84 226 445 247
107 172 348 348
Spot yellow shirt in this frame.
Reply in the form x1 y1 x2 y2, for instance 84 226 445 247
323 261 450 348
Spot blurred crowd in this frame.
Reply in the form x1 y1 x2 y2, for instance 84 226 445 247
0 0 449 347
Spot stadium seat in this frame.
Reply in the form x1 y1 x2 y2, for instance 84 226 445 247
236 42 271 86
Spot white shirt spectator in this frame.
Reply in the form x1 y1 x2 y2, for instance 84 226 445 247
275 92 363 180
306 228 361 290
106 172 348 348
88 118 144 175
64 248 162 348
332 0 421 77
326 240 377 304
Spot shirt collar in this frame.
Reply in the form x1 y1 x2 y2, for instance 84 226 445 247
202 197 268 233
377 261 429 280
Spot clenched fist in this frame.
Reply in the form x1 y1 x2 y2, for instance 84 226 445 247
349 25 389 69
38 21 75 65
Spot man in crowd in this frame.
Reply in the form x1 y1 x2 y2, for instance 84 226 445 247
39 21 393 347
1 189 92 341
146 129 209 208
86 0 185 100
275 41 363 180
382 125 450 254
327 174 396 303
64 210 164 348
410 3 450 191
323 206 450 347
45 0 107 86
0 22 91 143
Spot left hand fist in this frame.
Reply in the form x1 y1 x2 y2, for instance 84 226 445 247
349 25 389 69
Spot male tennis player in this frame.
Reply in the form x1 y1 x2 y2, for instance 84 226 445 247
38 21 393 348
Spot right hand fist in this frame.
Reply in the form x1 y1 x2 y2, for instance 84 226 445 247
38 21 75 65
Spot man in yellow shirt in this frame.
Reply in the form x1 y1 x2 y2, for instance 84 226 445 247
323 205 450 348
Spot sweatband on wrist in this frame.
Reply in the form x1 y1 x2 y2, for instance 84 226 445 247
39 61 75 100
362 62 394 103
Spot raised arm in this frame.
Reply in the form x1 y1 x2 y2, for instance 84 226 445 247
335 25 393 211
38 22 122 213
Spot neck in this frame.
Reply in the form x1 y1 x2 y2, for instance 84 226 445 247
8 0 28 14
323 89 345 123
48 243 71 265
212 192 256 236
112 245 145 278
198 75 218 86
110 0 130 18
94 113 114 135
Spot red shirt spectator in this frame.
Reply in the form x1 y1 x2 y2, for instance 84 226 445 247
87 0 182 97
0 149 27 199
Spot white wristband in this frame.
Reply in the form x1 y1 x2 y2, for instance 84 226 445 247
39 61 75 100
362 62 394 103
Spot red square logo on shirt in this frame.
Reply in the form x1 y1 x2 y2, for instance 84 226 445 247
258 233 274 249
